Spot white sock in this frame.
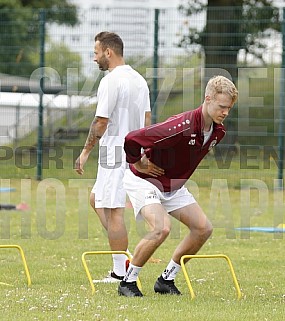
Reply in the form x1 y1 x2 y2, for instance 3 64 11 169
161 259 181 281
112 251 130 276
123 263 142 283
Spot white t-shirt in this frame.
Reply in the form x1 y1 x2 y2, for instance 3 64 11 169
203 123 213 146
95 65 151 166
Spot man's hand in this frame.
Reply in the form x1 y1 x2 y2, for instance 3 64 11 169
133 155 164 177
74 116 107 175
74 150 90 175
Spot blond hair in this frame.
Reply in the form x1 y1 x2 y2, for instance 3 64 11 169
205 75 238 103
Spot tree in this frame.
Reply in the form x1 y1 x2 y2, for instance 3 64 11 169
178 0 280 151
20 0 78 26
44 41 84 87
178 0 280 82
0 0 79 77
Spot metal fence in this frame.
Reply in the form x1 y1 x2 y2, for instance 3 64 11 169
0 5 284 186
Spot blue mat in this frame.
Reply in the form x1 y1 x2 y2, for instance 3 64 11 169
0 188 16 193
235 227 285 233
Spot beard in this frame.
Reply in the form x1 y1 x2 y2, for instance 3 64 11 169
97 55 109 71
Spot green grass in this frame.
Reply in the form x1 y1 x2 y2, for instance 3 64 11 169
0 178 284 320
0 83 284 319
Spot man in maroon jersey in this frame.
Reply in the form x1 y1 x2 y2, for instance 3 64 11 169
118 75 238 297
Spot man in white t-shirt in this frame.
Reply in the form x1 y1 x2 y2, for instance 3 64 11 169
75 32 151 282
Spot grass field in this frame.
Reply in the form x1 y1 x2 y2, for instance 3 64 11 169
0 177 284 321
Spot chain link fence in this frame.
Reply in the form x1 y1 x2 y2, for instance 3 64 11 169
0 5 284 186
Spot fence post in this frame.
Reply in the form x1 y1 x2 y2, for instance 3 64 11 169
278 7 285 189
151 8 160 124
36 9 46 181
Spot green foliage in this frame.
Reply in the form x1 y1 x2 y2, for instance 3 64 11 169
0 4 35 76
20 0 79 26
0 1 79 77
178 0 207 16
31 41 84 86
241 0 280 60
0 0 21 8
178 0 280 64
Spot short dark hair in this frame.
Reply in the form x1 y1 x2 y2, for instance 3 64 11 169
95 31 124 56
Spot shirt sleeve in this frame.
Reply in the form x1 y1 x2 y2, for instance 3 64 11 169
95 75 119 118
124 114 189 164
143 84 151 112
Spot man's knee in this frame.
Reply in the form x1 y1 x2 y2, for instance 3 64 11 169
198 220 213 241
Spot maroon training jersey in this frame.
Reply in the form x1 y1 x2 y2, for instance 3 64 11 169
124 105 226 192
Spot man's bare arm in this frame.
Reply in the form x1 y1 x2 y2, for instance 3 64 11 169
75 116 108 175
144 111 152 127
84 116 109 151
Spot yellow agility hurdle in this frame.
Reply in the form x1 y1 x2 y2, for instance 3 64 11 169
0 244 31 287
180 254 242 300
82 250 142 295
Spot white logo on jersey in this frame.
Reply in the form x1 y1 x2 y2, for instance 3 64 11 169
209 139 217 150
188 139 196 145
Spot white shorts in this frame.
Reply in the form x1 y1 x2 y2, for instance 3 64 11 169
123 169 196 218
91 163 126 208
